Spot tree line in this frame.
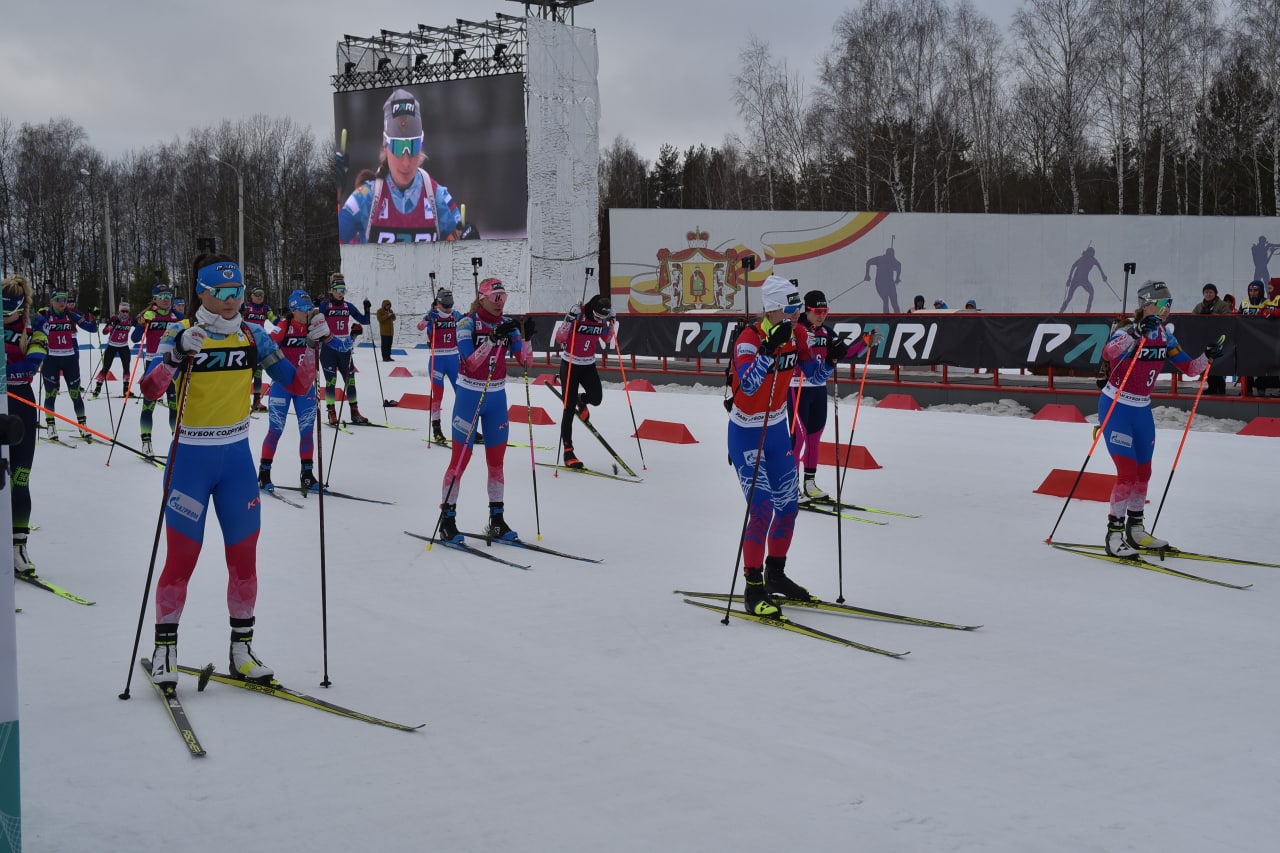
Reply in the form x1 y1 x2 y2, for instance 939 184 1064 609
3 0 1278 309
0 114 340 313
601 0 1279 227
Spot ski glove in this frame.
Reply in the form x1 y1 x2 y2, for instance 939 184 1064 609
521 316 537 339
307 312 331 344
566 305 580 322
362 298 372 314
758 321 792 356
1138 314 1162 336
865 330 885 348
1204 334 1226 360
417 317 429 331
490 319 521 344
176 326 207 357
826 336 851 364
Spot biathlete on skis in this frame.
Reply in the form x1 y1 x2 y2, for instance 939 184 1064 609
258 289 324 493
727 276 836 618
32 288 96 441
788 289 880 502
143 252 330 690
131 282 183 456
553 294 615 469
316 273 372 426
1099 280 1226 557
436 277 535 544
417 286 462 445
92 300 134 399
3 274 49 575
241 285 276 412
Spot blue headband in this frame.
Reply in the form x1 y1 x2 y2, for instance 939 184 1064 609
195 261 244 293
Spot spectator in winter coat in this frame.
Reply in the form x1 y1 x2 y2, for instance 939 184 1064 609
1191 284 1232 395
1191 283 1232 316
376 300 397 362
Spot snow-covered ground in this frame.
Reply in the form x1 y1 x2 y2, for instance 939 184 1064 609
15 345 1280 852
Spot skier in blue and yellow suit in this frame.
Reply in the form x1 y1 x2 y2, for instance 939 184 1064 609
142 252 331 691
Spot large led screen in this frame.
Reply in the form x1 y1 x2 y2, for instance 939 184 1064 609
334 74 527 243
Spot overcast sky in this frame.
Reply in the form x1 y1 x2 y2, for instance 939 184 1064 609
0 0 1019 166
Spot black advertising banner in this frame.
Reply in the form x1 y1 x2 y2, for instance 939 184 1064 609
590 313 1280 374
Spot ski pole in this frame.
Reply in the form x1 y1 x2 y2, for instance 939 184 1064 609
107 345 147 465
7 390 150 461
311 346 332 687
1044 330 1143 542
836 335 875 498
523 364 543 540
118 357 195 700
96 327 117 438
367 320 387 423
1148 366 1211 537
609 328 648 471
721 354 782 625
832 379 846 603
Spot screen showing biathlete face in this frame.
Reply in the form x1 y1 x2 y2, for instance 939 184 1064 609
334 74 528 243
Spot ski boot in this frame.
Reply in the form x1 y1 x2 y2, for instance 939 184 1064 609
45 421 57 441
802 473 828 501
763 555 814 602
251 394 267 413
563 445 584 469
12 534 35 577
431 420 450 447
1125 511 1168 551
326 404 339 426
348 403 370 425
576 401 591 423
1105 516 1140 558
300 463 319 493
258 461 274 492
229 618 274 682
141 436 154 457
78 416 92 443
151 624 179 689
742 568 781 618
486 502 518 541
437 503 464 544
91 382 104 399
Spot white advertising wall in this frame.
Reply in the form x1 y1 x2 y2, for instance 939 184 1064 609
609 210 1280 315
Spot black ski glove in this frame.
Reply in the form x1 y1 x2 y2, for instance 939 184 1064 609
1204 334 1225 360
758 321 792 356
490 318 521 344
826 336 851 364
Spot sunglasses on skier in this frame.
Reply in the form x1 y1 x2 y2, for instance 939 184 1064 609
204 284 245 301
384 134 424 158
1146 297 1172 311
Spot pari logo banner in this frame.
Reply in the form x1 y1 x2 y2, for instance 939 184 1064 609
613 314 1169 369
1027 323 1113 365
670 319 921 360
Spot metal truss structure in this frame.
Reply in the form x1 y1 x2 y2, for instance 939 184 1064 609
332 13 527 93
510 0 593 23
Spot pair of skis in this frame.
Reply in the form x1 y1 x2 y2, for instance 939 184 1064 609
679 590 980 658
544 384 640 478
139 658 424 757
261 484 394 509
1049 541 1270 589
14 571 95 605
404 530 601 568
